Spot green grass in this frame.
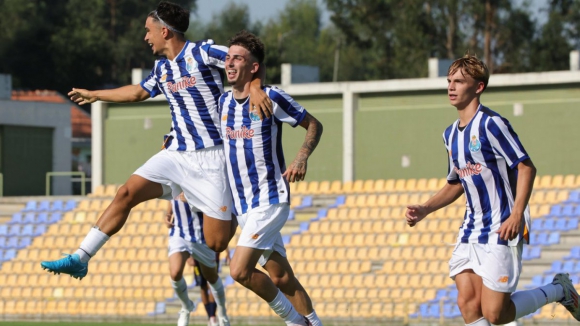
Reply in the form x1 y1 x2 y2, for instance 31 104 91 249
0 323 175 326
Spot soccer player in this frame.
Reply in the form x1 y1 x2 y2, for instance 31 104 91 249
405 54 580 325
187 256 220 326
164 194 228 326
219 30 323 326
40 1 270 279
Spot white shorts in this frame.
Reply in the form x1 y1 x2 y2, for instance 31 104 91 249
449 241 523 293
168 236 217 268
237 203 288 266
133 146 232 220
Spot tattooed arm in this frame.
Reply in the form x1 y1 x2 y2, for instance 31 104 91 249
282 112 323 182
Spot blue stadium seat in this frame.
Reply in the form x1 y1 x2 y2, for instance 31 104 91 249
51 200 64 211
0 225 7 236
543 275 554 285
21 224 34 236
562 205 575 217
526 275 544 288
415 303 429 318
564 246 580 260
574 206 580 217
529 246 541 259
34 225 47 236
317 209 328 219
522 246 533 260
49 213 62 224
550 261 563 273
23 213 35 224
296 196 313 209
448 288 459 300
329 195 345 208
443 303 461 318
64 200 77 211
37 200 51 211
18 237 31 249
563 260 575 272
5 237 18 249
8 213 23 224
427 304 440 318
434 289 448 301
571 275 580 284
282 235 291 245
3 249 16 261
555 218 568 231
0 250 4 261
533 232 548 245
8 225 21 236
573 262 580 274
22 201 37 212
36 213 48 224
568 218 579 230
543 218 556 231
287 210 295 221
299 222 309 232
565 191 580 204
548 232 560 245
0 237 5 249
531 218 543 230
548 206 562 218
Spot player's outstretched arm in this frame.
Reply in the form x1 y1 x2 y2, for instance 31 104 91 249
406 182 464 227
497 158 536 241
68 84 150 105
164 201 174 229
283 113 323 183
249 64 272 119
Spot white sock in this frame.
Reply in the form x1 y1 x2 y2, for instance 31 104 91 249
466 317 491 325
306 310 322 326
75 227 109 263
209 277 227 316
511 284 564 319
171 277 192 310
268 290 304 325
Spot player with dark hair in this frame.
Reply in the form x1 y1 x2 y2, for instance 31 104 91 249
219 30 323 326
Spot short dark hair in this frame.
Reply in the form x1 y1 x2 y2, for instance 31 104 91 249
228 30 265 64
148 1 190 34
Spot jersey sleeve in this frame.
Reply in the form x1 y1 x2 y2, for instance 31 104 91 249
267 87 307 127
200 39 227 69
443 133 460 184
140 64 162 98
485 116 530 169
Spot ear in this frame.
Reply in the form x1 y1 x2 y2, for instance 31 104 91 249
250 62 260 74
475 81 485 94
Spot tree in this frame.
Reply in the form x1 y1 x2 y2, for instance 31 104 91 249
200 2 254 45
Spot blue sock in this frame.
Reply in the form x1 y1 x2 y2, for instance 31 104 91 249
205 302 217 318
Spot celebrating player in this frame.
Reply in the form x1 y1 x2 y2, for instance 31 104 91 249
219 30 323 326
41 1 270 279
164 193 229 326
405 54 580 325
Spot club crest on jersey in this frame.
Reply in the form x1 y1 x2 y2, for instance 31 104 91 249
249 110 261 121
185 56 197 73
469 135 481 152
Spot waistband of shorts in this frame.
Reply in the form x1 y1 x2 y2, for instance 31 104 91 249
164 144 223 153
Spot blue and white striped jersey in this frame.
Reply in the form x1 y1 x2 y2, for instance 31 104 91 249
444 104 531 246
140 39 227 151
218 86 307 215
169 200 205 244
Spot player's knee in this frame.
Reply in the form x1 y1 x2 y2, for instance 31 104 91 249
169 269 184 281
113 185 134 206
270 272 294 291
457 295 481 317
482 306 507 325
230 265 251 287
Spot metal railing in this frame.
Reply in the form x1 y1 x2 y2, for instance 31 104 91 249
0 173 3 197
45 171 86 196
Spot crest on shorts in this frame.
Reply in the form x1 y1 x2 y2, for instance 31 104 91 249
185 56 197 73
469 135 481 152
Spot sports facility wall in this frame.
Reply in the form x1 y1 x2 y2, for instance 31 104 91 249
102 84 580 185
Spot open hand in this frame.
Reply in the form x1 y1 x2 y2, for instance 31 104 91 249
68 88 98 105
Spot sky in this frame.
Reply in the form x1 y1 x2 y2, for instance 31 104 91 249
194 0 331 26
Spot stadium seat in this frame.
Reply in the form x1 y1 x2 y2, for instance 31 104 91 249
37 200 51 211
51 200 64 211
565 191 580 204
22 201 37 212
64 200 77 211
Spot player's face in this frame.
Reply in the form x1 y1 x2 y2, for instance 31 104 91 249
225 45 258 87
447 68 484 108
144 17 164 56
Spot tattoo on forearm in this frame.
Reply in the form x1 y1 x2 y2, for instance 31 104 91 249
297 117 323 161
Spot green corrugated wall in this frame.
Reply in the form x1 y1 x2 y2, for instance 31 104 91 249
104 85 580 184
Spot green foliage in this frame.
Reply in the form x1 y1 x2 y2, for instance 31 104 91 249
0 0 578 94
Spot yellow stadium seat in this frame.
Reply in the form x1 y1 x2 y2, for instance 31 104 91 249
90 185 106 197
317 181 330 194
437 178 448 189
405 179 417 191
305 181 319 194
537 175 552 189
104 184 119 197
394 179 406 191
294 181 308 195
544 190 558 204
551 175 564 188
563 174 576 188
556 190 569 203
372 179 385 192
341 181 354 193
361 179 374 192
328 180 342 194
